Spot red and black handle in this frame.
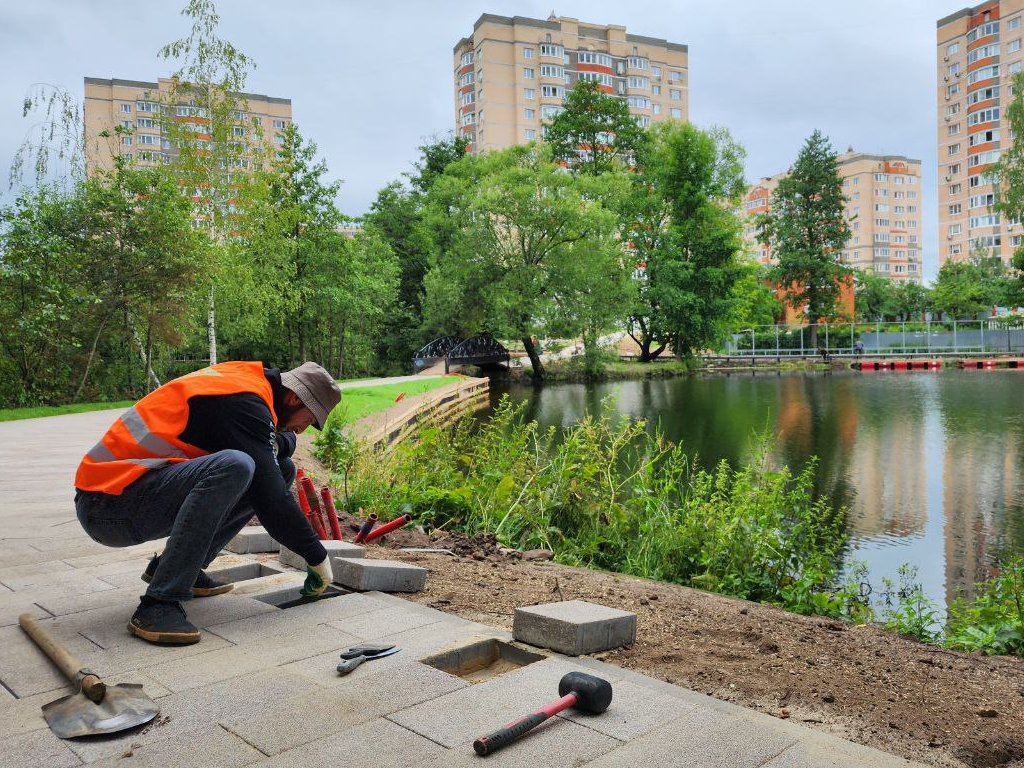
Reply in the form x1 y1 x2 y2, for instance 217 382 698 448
472 692 577 756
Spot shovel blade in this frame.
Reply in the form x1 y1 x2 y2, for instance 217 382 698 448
42 684 159 739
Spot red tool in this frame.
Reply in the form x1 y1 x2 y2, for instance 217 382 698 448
473 672 612 756
320 486 343 541
353 513 378 544
300 476 329 540
295 469 317 532
361 513 411 544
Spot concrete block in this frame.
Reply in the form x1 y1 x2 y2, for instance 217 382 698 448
74 723 263 768
65 668 317 763
513 600 636 656
225 524 278 553
334 557 426 593
762 739 915 768
228 571 307 605
253 717 449 768
279 539 365 572
224 661 468 755
205 591 388 643
327 604 440 640
580 706 797 768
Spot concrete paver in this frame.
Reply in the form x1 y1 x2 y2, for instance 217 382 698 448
334 557 427 592
513 599 637 656
81 724 262 768
204 591 388 643
226 524 278 553
327 603 443 640
3 727 82 768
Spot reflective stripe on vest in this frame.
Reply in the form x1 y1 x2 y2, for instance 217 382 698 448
75 361 276 495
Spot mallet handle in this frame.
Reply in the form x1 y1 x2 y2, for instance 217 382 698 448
473 693 577 756
19 614 106 703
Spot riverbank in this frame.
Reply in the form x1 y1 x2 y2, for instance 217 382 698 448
502 357 696 382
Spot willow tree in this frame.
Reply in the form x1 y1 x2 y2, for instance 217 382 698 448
159 0 259 364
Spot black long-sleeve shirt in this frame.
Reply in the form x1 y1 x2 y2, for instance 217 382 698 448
177 367 326 565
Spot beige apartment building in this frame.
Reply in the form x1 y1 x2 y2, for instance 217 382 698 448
453 13 688 154
83 77 292 174
938 1 1024 268
741 151 924 284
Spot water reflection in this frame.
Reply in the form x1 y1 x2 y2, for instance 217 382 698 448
485 371 1024 607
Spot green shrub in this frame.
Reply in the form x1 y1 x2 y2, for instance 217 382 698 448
944 558 1024 656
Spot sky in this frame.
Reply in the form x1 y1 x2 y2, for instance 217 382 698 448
0 0 950 280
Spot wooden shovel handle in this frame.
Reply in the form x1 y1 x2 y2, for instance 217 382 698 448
19 613 106 702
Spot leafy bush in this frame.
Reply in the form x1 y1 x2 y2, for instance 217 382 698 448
328 396 853 616
880 565 940 643
944 558 1024 655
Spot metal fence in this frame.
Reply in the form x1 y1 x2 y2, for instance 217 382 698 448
723 319 1024 358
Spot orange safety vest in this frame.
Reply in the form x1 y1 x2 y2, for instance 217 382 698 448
75 361 278 495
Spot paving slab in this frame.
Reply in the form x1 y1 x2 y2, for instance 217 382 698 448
64 667 316 763
514 600 636 656
224 659 468 755
389 656 619 749
580 705 797 768
226 524 279 553
334 557 427 592
144 622 358 693
254 716 449 768
327 603 444 640
0 623 103 698
560 678 695 742
80 723 262 768
763 739 918 768
204 591 388 643
279 539 365 572
228 571 307 605
0 593 52 628
0 727 82 768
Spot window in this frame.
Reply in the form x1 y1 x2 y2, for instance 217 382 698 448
233 125 246 137
874 173 887 182
636 115 651 127
950 183 962 194
540 64 564 78
971 234 1002 248
525 108 535 119
627 76 650 89
136 118 153 129
524 88 535 99
875 218 890 226
121 136 132 145
969 192 996 208
970 213 1001 227
523 67 534 79
1012 17 1022 30
541 85 564 98
627 95 651 108
874 203 890 212
966 65 999 85
969 149 1001 167
461 52 473 66
540 43 563 57
947 102 961 116
273 119 286 129
894 190 905 198
908 205 918 213
525 128 536 140
950 244 962 255
627 56 648 69
136 101 159 113
460 71 474 86
967 43 1000 64
969 128 999 146
652 84 661 95
460 91 475 106
120 103 132 113
948 143 961 155
461 112 475 126
652 65 661 77
577 51 612 67
875 188 889 197
948 42 960 55
653 103 662 115
120 120 132 129
668 70 683 82
948 83 960 97
947 62 961 76
1011 62 1023 74
523 47 533 59
895 205 905 213
540 105 561 118
578 72 613 86
874 248 890 258
670 107 682 118
967 85 999 104
949 162 961 174
669 88 681 100
874 233 890 243
137 134 157 145
1010 39 1022 53
967 21 999 42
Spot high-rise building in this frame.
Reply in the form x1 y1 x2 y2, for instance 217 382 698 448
741 151 924 284
453 13 688 154
83 77 292 174
938 2 1023 268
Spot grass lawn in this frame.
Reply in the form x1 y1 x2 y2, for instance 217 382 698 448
327 376 461 429
0 401 134 422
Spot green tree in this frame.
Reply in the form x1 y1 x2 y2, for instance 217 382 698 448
854 269 896 322
545 79 645 175
932 258 1005 319
728 261 783 330
159 0 259 364
995 70 1024 309
890 280 930 321
759 130 852 348
631 122 746 359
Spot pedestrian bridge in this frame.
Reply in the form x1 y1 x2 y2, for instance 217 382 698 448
413 334 510 374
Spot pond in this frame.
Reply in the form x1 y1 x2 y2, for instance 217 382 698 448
483 370 1024 609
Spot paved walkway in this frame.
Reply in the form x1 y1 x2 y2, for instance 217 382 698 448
0 408 923 767
339 374 444 390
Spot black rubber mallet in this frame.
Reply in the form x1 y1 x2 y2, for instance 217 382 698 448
472 672 612 756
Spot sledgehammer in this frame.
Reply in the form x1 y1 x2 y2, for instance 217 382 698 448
472 672 612 756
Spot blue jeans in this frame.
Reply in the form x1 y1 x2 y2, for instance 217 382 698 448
75 450 296 602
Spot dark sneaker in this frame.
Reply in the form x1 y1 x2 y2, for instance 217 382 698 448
127 600 201 645
141 556 234 597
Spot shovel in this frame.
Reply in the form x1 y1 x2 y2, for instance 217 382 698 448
18 613 159 739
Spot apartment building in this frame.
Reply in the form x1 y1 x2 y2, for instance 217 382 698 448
453 13 688 154
83 77 292 174
742 151 924 284
938 2 1023 268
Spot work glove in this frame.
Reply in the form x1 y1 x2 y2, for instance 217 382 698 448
300 556 333 598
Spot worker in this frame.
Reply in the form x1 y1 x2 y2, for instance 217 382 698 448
73 361 341 645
